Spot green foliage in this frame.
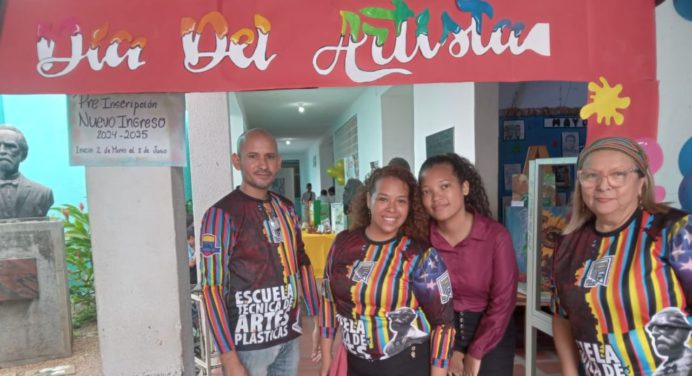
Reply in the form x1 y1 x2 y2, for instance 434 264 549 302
186 200 193 217
53 204 96 328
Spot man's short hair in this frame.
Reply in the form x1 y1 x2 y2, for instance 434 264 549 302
235 128 277 155
0 124 29 160
320 189 327 196
388 157 411 172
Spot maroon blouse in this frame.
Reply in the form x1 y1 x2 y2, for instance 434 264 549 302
429 213 518 359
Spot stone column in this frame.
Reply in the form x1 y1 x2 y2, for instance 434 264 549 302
86 167 193 375
186 93 236 235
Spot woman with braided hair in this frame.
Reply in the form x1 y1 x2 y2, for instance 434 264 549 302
419 153 518 376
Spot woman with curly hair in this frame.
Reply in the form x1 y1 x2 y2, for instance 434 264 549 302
419 153 518 376
319 165 456 376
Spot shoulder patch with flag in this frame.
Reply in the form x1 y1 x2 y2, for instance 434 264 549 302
200 233 220 257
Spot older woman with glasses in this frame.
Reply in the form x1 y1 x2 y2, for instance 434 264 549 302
551 137 692 376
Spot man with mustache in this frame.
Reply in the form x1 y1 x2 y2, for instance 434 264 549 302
0 125 53 219
646 307 692 375
199 128 321 376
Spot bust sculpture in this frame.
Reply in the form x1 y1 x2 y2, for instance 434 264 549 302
0 125 54 219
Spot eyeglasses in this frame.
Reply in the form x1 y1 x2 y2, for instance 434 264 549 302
577 168 642 188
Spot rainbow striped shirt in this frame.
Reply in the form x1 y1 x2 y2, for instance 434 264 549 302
199 189 320 353
320 229 455 368
553 210 692 375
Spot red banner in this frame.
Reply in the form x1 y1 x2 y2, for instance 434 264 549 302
0 0 658 140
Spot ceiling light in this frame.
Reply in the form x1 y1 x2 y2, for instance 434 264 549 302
298 105 305 113
285 140 291 145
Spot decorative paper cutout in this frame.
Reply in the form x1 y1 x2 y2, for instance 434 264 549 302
580 76 631 126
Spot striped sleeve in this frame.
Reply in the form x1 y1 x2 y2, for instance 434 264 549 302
411 248 455 368
430 324 455 368
299 264 320 316
288 203 320 316
319 244 339 338
200 207 236 353
666 214 692 309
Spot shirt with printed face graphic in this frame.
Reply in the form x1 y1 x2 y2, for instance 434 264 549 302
199 189 320 353
319 229 456 368
552 209 692 376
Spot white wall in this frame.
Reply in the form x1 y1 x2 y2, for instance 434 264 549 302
305 142 322 192
656 2 692 207
413 83 476 172
382 86 414 169
319 136 334 191
499 82 587 109
330 86 390 180
412 83 500 216
228 93 246 186
475 83 500 218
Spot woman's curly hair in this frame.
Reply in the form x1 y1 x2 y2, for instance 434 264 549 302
348 165 430 242
418 153 491 217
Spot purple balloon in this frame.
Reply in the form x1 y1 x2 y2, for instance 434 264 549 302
679 174 692 212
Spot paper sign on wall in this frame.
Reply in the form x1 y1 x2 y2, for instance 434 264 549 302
68 93 186 166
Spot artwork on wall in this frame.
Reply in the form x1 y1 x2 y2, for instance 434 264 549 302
497 114 586 222
502 120 525 141
561 131 580 156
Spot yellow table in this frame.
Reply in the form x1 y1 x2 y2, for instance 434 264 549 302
302 232 336 277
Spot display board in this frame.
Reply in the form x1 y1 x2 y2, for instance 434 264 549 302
498 114 587 221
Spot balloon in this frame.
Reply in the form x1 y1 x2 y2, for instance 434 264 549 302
679 174 692 212
636 137 663 173
654 185 666 203
674 0 692 21
679 137 692 176
336 176 346 186
326 166 336 177
335 159 345 169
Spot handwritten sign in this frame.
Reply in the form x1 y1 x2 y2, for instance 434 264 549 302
68 94 186 166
